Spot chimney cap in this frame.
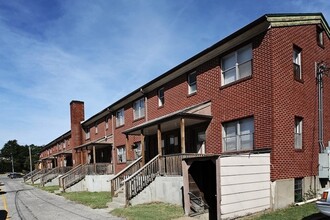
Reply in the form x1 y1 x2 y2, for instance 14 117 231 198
70 100 84 105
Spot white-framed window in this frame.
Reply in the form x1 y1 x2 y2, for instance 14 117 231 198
158 87 164 107
133 98 145 120
222 117 254 152
85 127 90 139
133 142 142 159
117 146 126 163
105 116 109 130
116 108 125 127
293 46 302 80
294 117 303 149
95 122 98 134
188 71 197 94
317 26 324 47
221 44 252 85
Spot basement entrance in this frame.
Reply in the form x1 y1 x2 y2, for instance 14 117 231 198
183 156 220 219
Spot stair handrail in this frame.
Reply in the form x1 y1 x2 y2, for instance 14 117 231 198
31 168 49 184
123 154 160 203
61 164 88 190
23 169 39 182
110 157 142 196
188 191 209 214
59 164 83 188
40 167 59 186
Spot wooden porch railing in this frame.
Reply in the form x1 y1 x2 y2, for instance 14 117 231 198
41 166 72 186
60 163 114 191
123 154 160 203
31 168 50 184
159 153 207 176
23 169 39 182
110 157 142 196
85 163 113 175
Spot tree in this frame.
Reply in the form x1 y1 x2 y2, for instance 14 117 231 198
0 140 42 173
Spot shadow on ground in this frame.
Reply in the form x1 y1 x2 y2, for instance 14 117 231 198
0 210 7 220
302 213 328 220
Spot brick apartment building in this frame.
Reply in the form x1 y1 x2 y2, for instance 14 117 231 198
38 13 330 217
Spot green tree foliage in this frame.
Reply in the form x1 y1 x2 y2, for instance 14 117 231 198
0 140 42 173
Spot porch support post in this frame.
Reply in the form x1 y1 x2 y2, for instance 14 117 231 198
180 118 186 153
80 149 84 165
157 124 162 156
141 130 145 166
125 135 129 162
182 160 190 216
93 145 96 173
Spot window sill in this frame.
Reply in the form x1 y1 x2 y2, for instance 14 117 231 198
220 75 252 90
318 43 325 49
133 116 145 123
294 77 304 83
117 162 127 164
157 105 164 110
115 124 125 129
187 91 197 98
294 148 303 152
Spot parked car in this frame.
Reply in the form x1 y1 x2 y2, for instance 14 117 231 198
7 172 23 179
316 189 330 216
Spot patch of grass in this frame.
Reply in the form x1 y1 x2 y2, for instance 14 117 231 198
62 191 111 209
242 203 320 220
41 185 60 193
111 202 184 220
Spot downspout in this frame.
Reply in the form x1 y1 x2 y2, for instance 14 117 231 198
317 62 329 153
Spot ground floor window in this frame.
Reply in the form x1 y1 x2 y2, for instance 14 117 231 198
222 117 254 152
294 178 303 202
117 146 126 163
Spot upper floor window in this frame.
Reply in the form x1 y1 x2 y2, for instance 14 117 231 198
105 116 109 130
117 146 126 163
158 87 164 107
317 26 324 47
188 71 197 94
294 117 303 149
221 44 252 85
293 46 302 81
95 122 98 134
85 127 90 139
222 117 254 152
133 98 145 120
116 108 125 127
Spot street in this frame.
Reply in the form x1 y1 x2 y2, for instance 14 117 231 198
0 175 123 220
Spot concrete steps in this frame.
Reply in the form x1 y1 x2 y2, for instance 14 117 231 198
108 187 126 211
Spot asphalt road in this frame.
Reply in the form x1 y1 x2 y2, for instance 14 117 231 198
0 174 123 220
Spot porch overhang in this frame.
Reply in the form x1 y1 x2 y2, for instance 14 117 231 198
74 142 113 151
52 149 72 157
123 112 212 136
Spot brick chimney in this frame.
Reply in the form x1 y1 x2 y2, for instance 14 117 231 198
70 100 85 148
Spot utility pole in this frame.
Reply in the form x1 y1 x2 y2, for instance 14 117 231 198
29 146 33 173
11 153 15 173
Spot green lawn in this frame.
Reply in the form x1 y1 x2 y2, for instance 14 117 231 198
242 203 321 220
111 202 184 220
40 185 60 193
61 191 112 209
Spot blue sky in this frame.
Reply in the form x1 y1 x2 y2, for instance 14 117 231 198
0 0 329 148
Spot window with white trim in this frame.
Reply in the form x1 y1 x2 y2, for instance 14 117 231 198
188 71 197 94
95 122 98 134
117 146 126 163
293 47 302 80
85 127 90 140
221 44 252 85
294 117 303 149
133 142 141 159
222 117 254 152
133 98 145 120
105 116 109 130
317 26 324 47
158 87 164 107
116 108 125 127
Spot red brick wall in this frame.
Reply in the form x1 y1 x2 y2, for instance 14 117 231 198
270 25 330 181
70 101 85 165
